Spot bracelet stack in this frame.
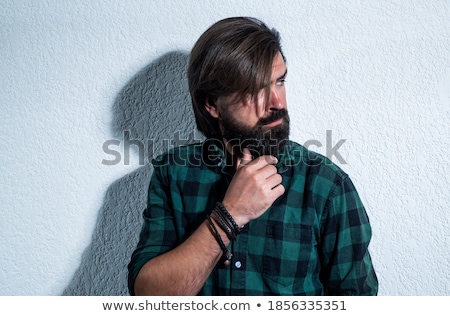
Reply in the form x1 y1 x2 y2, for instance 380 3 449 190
207 202 241 266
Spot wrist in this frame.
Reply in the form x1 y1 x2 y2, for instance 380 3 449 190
221 201 247 228
215 202 241 234
210 212 235 242
206 211 234 266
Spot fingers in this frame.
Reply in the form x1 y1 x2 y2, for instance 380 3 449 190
271 181 285 198
236 153 282 192
236 148 253 169
265 172 283 190
252 163 279 183
237 148 278 170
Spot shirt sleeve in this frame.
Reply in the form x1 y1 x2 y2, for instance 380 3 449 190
319 175 378 295
127 162 179 295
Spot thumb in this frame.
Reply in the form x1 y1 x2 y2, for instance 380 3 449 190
236 148 252 169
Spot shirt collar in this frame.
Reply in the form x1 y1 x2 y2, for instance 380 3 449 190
202 138 294 174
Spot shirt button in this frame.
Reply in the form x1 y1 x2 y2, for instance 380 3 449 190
235 261 242 269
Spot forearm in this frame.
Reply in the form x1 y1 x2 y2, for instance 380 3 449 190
134 219 229 295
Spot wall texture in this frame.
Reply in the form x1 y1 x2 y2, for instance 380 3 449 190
1 0 449 295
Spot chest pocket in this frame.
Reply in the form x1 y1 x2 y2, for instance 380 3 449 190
263 221 316 286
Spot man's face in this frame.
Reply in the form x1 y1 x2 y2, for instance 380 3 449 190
214 52 290 158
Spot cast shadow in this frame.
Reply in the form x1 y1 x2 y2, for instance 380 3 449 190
63 51 203 295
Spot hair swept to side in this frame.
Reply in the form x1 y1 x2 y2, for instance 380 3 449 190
188 17 285 139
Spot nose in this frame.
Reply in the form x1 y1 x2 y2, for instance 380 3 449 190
267 86 283 112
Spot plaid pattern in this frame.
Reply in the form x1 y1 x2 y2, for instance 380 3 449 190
128 139 378 295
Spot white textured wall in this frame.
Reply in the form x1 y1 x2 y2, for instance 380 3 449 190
1 0 449 295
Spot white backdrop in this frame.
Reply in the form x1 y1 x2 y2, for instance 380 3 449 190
1 0 449 295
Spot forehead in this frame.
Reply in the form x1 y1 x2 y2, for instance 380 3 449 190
271 52 287 77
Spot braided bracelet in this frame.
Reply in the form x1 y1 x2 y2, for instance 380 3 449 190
206 214 232 266
211 207 236 241
215 202 241 235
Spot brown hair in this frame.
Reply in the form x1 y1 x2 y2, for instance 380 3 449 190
188 17 285 138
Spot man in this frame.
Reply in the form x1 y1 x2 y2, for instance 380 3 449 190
128 17 378 295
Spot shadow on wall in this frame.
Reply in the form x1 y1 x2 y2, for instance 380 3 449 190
63 51 203 295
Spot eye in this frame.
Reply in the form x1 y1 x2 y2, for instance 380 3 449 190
276 78 286 86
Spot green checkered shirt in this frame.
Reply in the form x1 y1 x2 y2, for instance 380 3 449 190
128 139 378 295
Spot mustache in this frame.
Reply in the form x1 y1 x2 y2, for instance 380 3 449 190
257 109 289 126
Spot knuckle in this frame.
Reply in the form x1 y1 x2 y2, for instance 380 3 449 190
239 166 252 176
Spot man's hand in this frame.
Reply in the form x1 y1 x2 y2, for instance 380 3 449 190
222 148 285 227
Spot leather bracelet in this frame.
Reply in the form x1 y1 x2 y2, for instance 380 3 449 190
211 208 236 241
206 214 232 266
215 202 241 235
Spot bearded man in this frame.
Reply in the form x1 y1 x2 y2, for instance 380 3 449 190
128 17 378 296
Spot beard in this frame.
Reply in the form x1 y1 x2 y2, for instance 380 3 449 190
220 108 290 158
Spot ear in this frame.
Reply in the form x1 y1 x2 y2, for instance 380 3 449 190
205 97 220 119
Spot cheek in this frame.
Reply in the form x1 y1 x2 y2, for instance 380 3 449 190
237 112 259 128
279 86 287 103
238 101 263 126
248 106 264 126
256 92 267 115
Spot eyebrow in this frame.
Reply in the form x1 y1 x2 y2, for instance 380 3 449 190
276 68 288 81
